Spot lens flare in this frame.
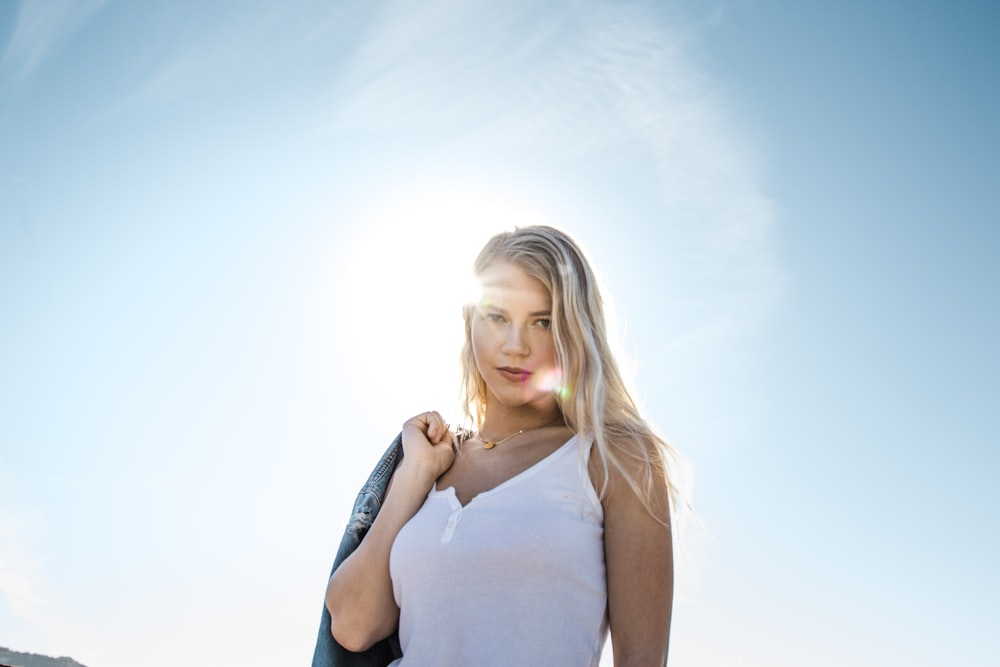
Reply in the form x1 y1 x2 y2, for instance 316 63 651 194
535 367 571 400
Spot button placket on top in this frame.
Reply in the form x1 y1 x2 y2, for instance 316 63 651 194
440 490 464 543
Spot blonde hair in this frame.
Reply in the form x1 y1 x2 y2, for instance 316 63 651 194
459 225 683 523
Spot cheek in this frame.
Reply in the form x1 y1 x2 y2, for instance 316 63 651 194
531 332 557 365
470 320 491 363
529 337 563 396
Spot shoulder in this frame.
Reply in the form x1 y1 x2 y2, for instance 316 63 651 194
587 432 672 527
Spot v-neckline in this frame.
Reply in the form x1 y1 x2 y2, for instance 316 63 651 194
432 433 579 508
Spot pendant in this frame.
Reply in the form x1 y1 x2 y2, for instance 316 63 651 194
482 441 496 450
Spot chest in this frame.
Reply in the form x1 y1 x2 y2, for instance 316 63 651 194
437 435 569 506
388 441 609 665
395 434 603 553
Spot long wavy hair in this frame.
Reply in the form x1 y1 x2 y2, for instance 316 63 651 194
458 225 683 522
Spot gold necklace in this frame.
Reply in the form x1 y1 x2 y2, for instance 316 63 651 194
477 417 563 450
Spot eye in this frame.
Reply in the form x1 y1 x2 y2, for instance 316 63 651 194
536 318 552 329
487 313 505 323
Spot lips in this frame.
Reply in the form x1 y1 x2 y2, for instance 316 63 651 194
497 366 531 383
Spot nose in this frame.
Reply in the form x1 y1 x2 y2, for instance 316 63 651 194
501 325 529 357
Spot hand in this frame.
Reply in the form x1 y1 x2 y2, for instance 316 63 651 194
400 411 456 481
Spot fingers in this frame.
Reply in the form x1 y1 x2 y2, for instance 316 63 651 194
404 411 452 445
400 411 457 480
428 413 451 445
433 419 453 447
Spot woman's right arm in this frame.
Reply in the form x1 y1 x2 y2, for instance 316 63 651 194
325 412 455 652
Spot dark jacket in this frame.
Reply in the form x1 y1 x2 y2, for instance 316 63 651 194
310 434 405 667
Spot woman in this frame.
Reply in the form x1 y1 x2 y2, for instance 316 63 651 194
321 225 682 666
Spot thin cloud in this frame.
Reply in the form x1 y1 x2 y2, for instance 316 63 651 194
106 3 339 115
325 0 783 347
108 28 245 114
0 0 107 83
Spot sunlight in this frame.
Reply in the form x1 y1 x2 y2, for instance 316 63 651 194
337 184 551 421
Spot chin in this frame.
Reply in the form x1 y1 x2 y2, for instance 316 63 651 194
502 390 557 411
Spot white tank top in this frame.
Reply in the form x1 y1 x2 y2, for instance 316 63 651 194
388 434 608 666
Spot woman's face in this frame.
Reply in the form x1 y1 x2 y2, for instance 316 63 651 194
471 260 561 413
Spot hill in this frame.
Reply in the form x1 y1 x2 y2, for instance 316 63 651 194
0 647 89 667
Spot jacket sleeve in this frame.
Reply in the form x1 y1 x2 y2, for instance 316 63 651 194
310 434 405 667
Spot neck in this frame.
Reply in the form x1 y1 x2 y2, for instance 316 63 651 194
480 403 563 440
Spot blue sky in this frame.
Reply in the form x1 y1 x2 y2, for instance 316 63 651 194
1 1 997 666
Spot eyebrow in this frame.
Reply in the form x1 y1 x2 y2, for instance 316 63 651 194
480 303 552 317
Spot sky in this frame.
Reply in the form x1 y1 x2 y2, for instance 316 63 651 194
0 1 997 666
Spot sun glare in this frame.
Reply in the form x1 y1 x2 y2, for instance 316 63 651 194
338 185 551 420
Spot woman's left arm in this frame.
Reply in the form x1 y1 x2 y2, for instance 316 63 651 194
601 458 674 667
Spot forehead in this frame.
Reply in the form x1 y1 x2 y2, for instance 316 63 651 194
477 261 551 308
